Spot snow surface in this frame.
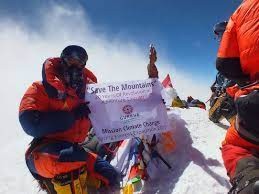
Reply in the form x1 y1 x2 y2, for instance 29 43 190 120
0 107 232 194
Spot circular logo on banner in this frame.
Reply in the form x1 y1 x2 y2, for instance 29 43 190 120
122 105 133 114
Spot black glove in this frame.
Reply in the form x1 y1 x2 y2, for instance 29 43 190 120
58 145 86 162
73 102 91 120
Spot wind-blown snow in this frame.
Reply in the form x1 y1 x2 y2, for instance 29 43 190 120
0 107 231 194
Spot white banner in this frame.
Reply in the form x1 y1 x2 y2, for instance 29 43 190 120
85 79 169 143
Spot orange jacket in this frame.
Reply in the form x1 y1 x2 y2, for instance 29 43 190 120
19 58 97 143
222 122 259 150
226 84 239 98
216 0 259 82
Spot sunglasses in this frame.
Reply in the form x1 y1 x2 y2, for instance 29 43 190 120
64 56 86 69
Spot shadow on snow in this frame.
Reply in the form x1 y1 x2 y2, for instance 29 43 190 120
142 111 231 194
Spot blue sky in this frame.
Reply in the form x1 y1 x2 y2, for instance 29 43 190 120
0 0 241 98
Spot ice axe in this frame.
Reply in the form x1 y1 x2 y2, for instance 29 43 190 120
136 136 172 170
